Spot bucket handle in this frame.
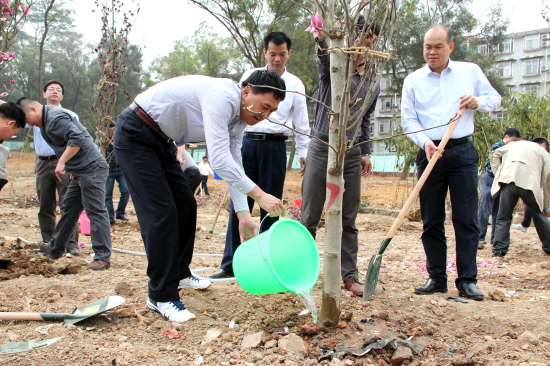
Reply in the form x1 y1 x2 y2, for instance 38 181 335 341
256 214 299 262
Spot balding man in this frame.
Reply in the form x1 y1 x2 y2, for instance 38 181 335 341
401 24 501 300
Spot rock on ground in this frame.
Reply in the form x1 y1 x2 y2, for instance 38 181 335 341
241 331 264 350
391 346 413 366
278 333 306 356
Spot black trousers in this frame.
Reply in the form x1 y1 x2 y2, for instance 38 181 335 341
220 137 287 272
114 108 196 302
417 140 480 289
493 183 550 256
0 178 6 192
196 176 210 196
183 167 201 194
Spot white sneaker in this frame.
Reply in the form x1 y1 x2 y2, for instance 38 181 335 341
147 298 196 322
512 224 527 233
178 275 211 290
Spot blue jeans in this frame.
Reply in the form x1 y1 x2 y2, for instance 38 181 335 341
105 167 129 222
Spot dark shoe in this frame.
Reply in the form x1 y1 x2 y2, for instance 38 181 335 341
34 241 60 260
492 253 505 258
116 214 129 222
68 247 81 256
459 283 484 301
344 277 363 296
414 278 448 295
209 268 234 279
110 220 116 226
87 260 111 271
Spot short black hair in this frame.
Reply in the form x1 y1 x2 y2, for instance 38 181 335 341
426 24 453 44
203 156 208 160
241 70 286 101
43 80 65 95
109 122 116 128
263 32 291 51
356 15 381 36
532 137 550 152
0 102 27 128
504 128 521 139
16 97 40 110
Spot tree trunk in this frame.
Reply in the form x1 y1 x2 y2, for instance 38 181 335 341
38 0 56 103
286 135 296 171
400 162 410 181
319 20 346 328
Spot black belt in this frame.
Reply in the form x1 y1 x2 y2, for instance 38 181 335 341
129 102 174 143
38 155 57 161
433 135 473 149
244 132 288 141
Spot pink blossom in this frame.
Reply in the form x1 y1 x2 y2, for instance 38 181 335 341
305 14 324 39
9 78 14 84
2 7 13 16
7 52 15 60
0 92 8 98
20 5 29 15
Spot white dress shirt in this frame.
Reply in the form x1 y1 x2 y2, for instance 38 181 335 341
181 149 198 171
0 144 10 180
134 75 256 212
197 161 214 176
32 106 79 157
401 59 501 149
240 67 310 158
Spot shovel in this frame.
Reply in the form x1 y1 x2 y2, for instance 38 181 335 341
0 295 125 327
363 108 465 301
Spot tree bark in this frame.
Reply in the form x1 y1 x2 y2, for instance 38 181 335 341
286 135 296 171
319 9 346 328
38 0 56 103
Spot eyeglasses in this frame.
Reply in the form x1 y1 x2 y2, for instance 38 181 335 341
47 87 62 92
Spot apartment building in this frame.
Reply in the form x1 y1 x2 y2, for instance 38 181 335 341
371 27 550 154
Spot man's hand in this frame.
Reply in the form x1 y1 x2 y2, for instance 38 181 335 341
424 140 443 162
178 156 185 167
361 155 372 177
459 94 479 110
257 192 285 217
55 161 66 182
236 211 259 243
299 157 306 177
545 210 550 218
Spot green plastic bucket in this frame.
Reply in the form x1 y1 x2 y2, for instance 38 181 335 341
233 219 320 295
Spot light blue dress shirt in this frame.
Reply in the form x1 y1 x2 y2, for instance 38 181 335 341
32 106 80 157
401 59 501 149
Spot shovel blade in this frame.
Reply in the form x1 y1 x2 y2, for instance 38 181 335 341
61 296 125 326
362 254 383 301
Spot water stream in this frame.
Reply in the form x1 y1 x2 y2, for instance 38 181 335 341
296 290 318 323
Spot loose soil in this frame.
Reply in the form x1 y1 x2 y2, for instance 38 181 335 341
0 152 549 366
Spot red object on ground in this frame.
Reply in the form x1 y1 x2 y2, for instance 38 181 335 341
161 328 184 338
80 212 90 236
294 198 302 207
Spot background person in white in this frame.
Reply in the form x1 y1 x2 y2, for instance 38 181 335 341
401 24 501 301
196 156 214 196
211 31 310 279
33 80 80 256
114 70 286 322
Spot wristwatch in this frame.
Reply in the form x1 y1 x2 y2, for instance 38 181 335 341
544 208 550 212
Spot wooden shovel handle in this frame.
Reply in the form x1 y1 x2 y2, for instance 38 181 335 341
210 188 229 233
385 108 466 239
0 312 44 321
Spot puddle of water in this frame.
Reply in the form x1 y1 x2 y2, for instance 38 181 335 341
295 290 318 324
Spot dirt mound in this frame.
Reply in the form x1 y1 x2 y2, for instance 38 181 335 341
0 248 55 280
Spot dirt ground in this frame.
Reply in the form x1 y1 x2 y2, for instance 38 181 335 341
1 152 550 366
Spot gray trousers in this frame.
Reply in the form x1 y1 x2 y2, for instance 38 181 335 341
36 158 79 250
493 182 550 256
48 160 112 262
300 139 362 281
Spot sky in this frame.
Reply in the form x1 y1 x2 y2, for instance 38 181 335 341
70 0 550 68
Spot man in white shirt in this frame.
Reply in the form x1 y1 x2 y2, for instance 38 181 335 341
401 25 501 301
210 32 311 279
114 70 287 322
196 156 214 196
33 80 80 256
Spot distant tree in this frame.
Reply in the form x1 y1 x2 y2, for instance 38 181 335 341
189 0 306 68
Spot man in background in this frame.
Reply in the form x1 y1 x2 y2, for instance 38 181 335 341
210 31 311 279
491 138 550 258
33 80 81 256
477 128 521 247
177 144 201 193
101 122 129 225
196 156 214 196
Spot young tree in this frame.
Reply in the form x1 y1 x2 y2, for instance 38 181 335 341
91 0 139 155
309 0 397 327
